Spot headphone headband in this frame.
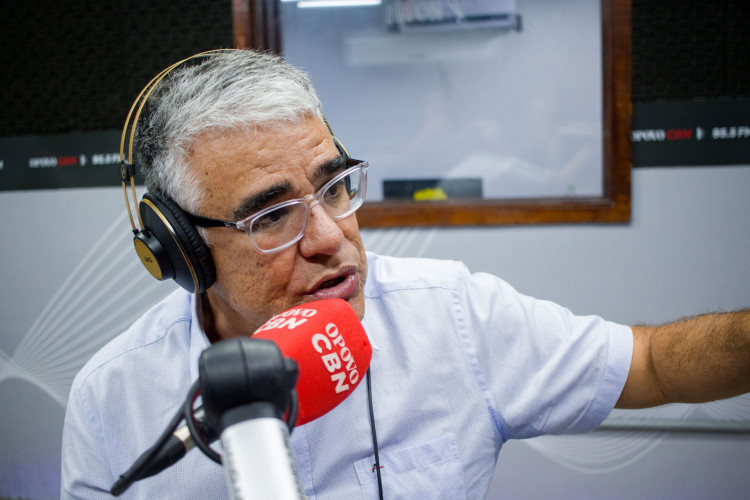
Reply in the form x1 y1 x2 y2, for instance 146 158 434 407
120 49 238 232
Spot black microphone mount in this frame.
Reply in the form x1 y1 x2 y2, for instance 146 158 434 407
110 338 301 498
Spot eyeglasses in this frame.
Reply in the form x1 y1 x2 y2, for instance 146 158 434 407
189 159 368 253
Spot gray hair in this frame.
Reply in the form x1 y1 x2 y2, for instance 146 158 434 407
134 49 326 214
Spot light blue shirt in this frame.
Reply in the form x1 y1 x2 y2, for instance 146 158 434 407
62 253 632 499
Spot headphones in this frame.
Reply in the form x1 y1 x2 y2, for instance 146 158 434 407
120 49 348 294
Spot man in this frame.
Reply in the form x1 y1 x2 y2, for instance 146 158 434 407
61 49 750 499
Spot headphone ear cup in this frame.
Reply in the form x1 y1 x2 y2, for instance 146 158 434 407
132 226 175 284
138 192 216 293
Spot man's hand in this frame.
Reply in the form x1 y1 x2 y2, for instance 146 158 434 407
616 310 750 409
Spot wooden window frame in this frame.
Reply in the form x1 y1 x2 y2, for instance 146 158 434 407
233 0 632 228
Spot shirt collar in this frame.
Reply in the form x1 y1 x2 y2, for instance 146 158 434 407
361 315 380 352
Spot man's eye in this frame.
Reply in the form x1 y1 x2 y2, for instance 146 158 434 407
325 181 345 200
252 207 289 231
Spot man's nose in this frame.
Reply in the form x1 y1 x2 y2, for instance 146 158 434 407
298 203 344 257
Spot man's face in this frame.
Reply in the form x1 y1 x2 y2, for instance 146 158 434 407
190 116 368 339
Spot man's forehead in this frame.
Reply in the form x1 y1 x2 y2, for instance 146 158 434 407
190 117 333 171
189 117 340 207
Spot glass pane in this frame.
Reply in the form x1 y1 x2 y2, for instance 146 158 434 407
280 0 603 202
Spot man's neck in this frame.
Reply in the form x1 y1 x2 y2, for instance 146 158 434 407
199 292 222 344
199 291 257 343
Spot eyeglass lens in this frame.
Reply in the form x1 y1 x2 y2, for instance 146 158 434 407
250 166 365 252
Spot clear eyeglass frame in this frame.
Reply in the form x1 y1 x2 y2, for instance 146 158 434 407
189 159 368 253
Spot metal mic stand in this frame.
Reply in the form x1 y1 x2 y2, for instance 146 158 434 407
199 338 306 500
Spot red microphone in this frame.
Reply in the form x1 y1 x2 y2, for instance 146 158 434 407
253 298 372 426
205 299 371 499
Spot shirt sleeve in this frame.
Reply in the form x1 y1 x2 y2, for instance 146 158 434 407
455 266 633 440
61 377 116 500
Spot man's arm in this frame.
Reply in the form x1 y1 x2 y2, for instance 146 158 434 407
616 309 750 409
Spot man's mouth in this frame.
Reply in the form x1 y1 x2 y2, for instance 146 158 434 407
318 276 346 289
309 269 359 301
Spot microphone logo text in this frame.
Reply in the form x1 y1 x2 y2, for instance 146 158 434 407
255 307 318 333
312 322 360 394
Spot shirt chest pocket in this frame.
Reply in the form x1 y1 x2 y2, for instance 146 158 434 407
353 434 467 500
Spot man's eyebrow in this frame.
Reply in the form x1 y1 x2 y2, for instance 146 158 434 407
232 182 292 220
313 156 347 181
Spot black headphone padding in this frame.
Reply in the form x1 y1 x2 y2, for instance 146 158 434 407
139 192 216 293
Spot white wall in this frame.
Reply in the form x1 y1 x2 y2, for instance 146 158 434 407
0 186 176 498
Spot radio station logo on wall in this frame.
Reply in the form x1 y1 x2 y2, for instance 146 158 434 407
0 130 126 190
632 126 750 143
631 99 750 167
27 152 120 169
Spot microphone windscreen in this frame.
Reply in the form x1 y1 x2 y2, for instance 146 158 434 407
253 299 372 426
